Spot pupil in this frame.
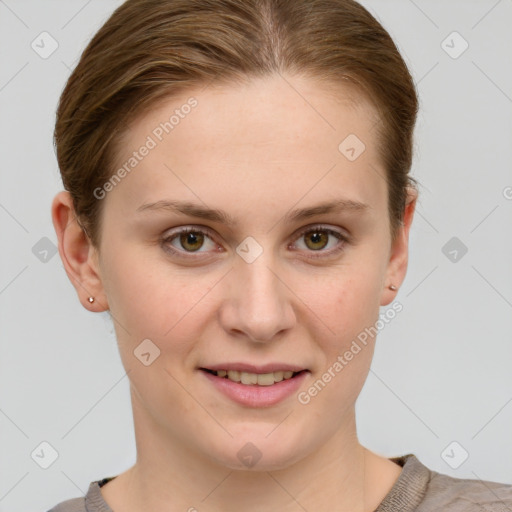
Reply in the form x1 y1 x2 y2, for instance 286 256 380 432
180 232 203 251
307 231 327 250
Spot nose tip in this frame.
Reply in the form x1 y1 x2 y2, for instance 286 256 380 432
243 321 287 344
218 258 296 344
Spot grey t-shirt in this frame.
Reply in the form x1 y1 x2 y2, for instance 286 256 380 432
48 454 512 511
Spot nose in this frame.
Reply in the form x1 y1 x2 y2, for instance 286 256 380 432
218 254 296 343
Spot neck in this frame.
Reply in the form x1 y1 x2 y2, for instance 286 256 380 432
102 394 400 512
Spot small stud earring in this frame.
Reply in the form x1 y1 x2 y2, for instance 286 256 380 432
389 285 397 291
88 297 95 303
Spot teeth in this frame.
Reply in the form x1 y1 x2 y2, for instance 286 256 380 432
241 372 258 385
273 371 284 382
227 370 241 382
214 369 299 385
256 373 275 386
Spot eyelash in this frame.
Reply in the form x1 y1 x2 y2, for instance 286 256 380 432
161 224 349 260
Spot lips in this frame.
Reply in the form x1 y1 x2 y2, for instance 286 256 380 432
199 362 308 388
199 365 309 407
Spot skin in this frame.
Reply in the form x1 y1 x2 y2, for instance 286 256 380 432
52 73 416 511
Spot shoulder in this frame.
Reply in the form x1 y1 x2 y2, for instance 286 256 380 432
419 467 512 511
47 477 114 512
47 497 86 512
377 454 512 512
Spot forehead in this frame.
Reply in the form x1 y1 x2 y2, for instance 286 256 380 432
108 74 386 218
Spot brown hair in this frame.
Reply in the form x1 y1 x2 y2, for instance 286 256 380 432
54 0 418 247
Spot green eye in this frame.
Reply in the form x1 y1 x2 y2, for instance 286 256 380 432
303 231 330 251
179 231 205 252
292 225 348 260
163 227 217 256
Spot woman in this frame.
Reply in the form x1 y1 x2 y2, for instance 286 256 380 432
49 0 512 510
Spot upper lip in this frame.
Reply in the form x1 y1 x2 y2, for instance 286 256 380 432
200 362 308 374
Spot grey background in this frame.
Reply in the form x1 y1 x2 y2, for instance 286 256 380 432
0 0 511 510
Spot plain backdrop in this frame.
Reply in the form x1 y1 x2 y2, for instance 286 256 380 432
0 1 511 510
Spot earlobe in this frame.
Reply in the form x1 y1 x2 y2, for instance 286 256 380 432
51 191 108 311
380 188 417 306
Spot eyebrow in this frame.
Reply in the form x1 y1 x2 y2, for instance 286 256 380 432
136 198 370 226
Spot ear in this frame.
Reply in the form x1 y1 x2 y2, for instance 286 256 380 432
51 191 108 312
380 187 417 306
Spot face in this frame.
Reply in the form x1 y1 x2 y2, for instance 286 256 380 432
90 73 409 470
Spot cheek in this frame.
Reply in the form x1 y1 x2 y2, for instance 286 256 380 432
100 249 219 359
101 252 215 419
298 275 381 414
302 264 384 347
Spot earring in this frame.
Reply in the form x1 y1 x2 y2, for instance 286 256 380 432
389 285 397 291
88 296 95 303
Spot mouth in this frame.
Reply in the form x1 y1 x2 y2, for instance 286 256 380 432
199 364 310 407
200 368 306 386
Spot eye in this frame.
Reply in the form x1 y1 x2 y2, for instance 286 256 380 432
291 225 348 258
162 226 219 255
161 224 348 260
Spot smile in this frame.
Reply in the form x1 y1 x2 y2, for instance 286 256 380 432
202 369 303 386
199 367 309 407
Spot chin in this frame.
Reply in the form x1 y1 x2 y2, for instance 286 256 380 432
206 426 310 472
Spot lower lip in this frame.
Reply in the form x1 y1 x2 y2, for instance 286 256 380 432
200 370 309 408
